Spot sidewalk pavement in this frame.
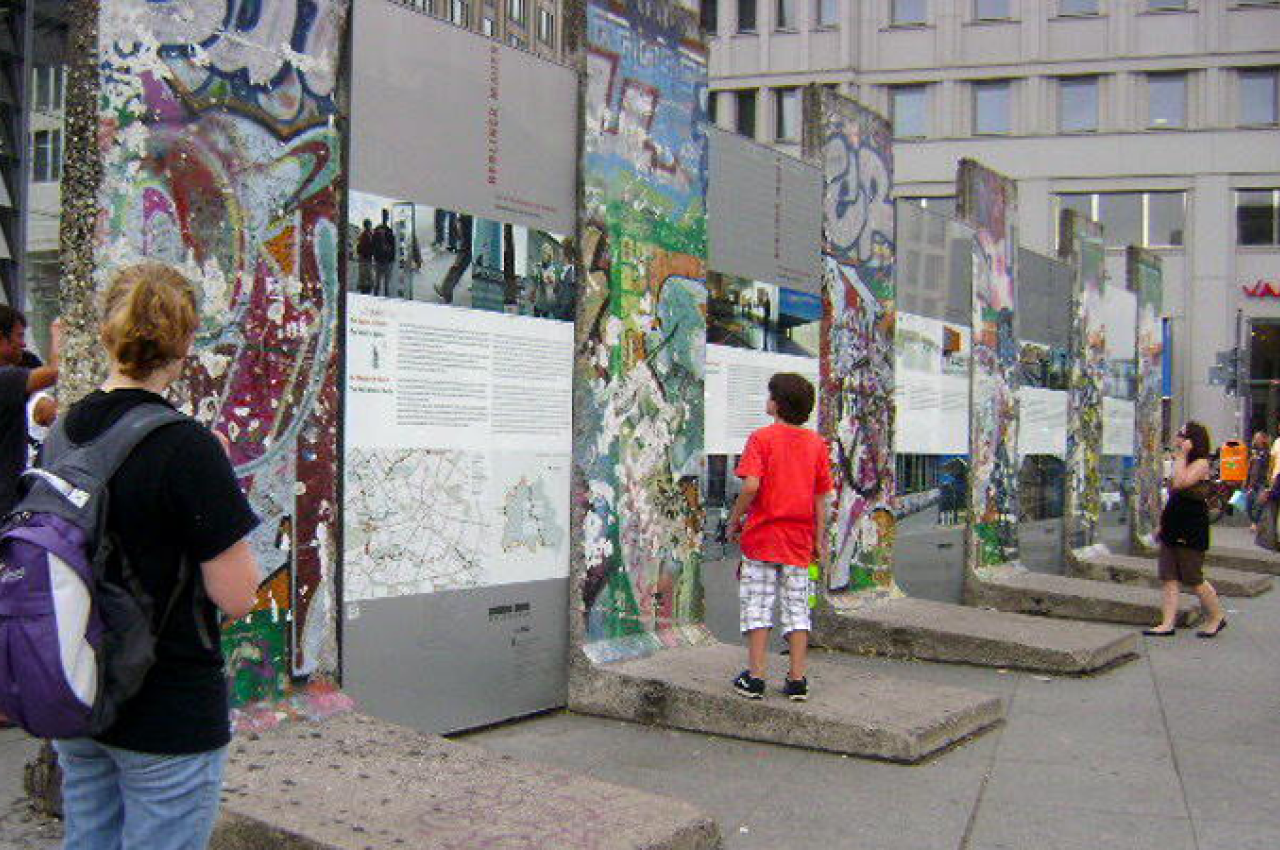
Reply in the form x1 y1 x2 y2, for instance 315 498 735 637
4 525 1276 849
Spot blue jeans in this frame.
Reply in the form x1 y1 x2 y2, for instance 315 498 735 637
54 739 227 850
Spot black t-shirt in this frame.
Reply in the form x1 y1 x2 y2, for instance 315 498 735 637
0 366 30 514
62 389 260 755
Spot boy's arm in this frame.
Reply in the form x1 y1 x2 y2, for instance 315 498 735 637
814 491 832 567
725 477 760 541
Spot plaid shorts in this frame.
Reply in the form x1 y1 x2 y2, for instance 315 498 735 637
739 557 811 634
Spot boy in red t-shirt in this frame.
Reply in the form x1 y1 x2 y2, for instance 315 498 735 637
725 373 833 701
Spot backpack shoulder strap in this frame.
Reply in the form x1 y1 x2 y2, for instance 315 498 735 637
43 403 189 482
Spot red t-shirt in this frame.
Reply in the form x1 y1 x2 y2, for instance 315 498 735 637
736 422 834 568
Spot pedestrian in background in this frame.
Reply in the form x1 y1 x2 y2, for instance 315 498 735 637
1246 430 1272 534
1145 421 1228 638
53 263 261 850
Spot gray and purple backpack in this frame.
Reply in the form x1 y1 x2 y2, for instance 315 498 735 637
0 403 190 739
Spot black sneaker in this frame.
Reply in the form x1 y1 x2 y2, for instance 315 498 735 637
783 677 809 702
732 670 765 700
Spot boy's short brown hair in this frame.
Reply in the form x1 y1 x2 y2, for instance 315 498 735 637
769 373 816 426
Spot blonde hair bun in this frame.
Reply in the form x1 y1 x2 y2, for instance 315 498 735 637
101 262 199 380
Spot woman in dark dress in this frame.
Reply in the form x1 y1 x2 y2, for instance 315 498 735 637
1145 421 1227 637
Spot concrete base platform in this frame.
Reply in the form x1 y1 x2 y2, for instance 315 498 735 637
1072 551 1273 597
964 567 1202 627
1200 545 1280 576
813 597 1139 674
211 713 720 850
568 641 1005 763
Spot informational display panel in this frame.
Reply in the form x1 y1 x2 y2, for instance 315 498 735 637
1100 274 1139 549
350 1 577 234
707 127 823 294
343 2 577 734
894 313 970 457
1019 388 1068 456
345 295 571 598
1015 248 1073 573
890 204 974 603
705 344 820 456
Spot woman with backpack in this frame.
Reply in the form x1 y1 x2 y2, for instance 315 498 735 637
53 262 261 850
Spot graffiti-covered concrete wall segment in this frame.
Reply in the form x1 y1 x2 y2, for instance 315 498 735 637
958 161 1020 575
1130 248 1165 552
574 0 711 661
78 0 351 726
802 88 897 597
1061 211 1106 554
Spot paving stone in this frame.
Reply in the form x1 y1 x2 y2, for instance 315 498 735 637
1071 551 1273 597
964 566 1202 626
814 596 1138 673
568 642 1005 763
210 713 720 850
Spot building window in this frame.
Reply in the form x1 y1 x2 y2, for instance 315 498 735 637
735 89 758 138
537 7 555 43
701 0 719 33
508 33 525 48
1057 192 1187 248
32 65 65 113
1147 72 1187 128
815 0 839 27
1058 0 1099 15
891 0 927 24
1147 0 1186 9
775 87 800 141
508 0 525 24
32 129 62 183
974 0 1011 20
1147 192 1185 246
775 0 797 28
738 0 757 31
708 91 720 125
1058 76 1099 132
903 196 957 218
973 80 1012 134
1238 190 1280 246
891 85 929 137
451 0 470 26
482 15 495 35
1240 68 1279 126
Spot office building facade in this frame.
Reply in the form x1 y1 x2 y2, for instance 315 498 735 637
706 0 1280 443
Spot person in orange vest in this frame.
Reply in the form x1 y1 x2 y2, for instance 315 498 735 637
1219 439 1248 486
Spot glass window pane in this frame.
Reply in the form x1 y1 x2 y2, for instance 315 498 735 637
1148 0 1186 9
735 89 757 138
1059 0 1098 14
775 88 799 140
776 0 795 28
701 0 718 32
738 0 757 31
1059 77 1098 132
1097 193 1142 247
1059 193 1092 220
927 196 957 219
1238 190 1278 246
974 81 1011 134
891 86 928 137
1148 73 1186 128
1147 192 1185 247
975 0 1010 19
815 0 838 26
508 0 524 23
1241 69 1279 126
32 131 48 183
892 0 927 24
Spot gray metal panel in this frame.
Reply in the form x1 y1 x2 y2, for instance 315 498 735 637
707 127 822 293
343 579 569 735
350 1 577 234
